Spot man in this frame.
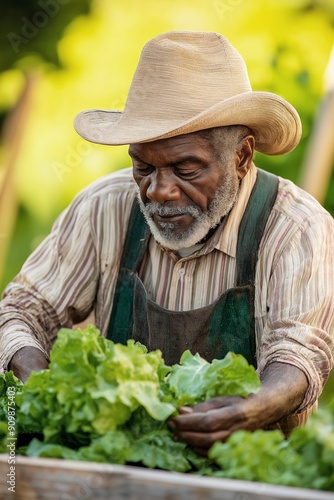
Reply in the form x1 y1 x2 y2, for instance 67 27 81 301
1 31 333 454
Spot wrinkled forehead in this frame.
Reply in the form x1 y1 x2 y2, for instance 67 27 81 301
128 132 217 166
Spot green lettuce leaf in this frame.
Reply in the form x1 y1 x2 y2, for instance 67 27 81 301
4 324 334 492
25 438 80 460
77 430 131 464
0 370 23 422
16 326 174 446
122 407 194 472
208 429 305 486
165 350 260 406
289 404 334 490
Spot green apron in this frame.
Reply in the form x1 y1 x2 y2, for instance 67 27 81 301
107 168 278 367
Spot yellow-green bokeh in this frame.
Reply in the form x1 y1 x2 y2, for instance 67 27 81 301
0 0 333 220
0 0 333 288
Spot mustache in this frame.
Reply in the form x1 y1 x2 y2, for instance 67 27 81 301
144 202 201 218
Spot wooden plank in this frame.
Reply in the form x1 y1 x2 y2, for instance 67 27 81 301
0 454 333 500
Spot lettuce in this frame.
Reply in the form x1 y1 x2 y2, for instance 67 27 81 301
207 430 305 486
165 350 260 406
11 325 258 471
16 326 175 445
204 401 334 491
2 325 258 467
6 325 334 492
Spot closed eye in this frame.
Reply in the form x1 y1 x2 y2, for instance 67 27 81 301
175 169 199 179
132 161 154 176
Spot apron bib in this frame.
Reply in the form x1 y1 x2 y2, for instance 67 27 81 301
107 168 278 367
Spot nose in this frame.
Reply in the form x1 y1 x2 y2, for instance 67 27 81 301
146 171 181 204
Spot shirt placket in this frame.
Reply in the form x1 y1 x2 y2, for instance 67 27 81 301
168 257 195 311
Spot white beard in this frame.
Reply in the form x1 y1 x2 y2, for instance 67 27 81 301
136 167 240 251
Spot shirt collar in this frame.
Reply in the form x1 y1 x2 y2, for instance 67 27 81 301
215 163 257 257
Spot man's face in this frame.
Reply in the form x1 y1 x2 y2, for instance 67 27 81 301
129 132 241 250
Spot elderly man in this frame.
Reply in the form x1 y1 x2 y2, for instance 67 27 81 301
1 31 333 453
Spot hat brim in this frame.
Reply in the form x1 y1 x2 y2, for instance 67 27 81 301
74 91 301 155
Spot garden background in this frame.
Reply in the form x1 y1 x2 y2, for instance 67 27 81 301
0 0 333 398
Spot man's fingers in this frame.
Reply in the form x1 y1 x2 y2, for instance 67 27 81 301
167 396 251 451
169 411 210 432
178 406 193 414
173 429 233 450
190 396 243 413
169 405 240 432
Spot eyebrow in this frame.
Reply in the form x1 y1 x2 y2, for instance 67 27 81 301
129 152 206 168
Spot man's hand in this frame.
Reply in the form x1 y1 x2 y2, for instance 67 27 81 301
8 346 49 383
168 362 308 455
168 395 251 455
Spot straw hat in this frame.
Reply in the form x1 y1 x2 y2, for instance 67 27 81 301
74 31 302 155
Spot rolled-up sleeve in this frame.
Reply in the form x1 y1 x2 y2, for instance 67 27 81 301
257 210 334 413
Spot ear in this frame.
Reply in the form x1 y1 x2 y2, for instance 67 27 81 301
236 135 255 180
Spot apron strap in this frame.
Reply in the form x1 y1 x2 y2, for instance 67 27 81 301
118 196 150 270
107 197 150 342
236 168 279 286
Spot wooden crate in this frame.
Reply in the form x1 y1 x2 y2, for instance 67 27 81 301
0 453 333 500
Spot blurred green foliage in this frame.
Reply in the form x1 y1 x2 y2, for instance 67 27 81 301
0 0 333 295
0 0 91 70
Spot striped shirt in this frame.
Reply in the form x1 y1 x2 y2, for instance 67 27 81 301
1 163 334 420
